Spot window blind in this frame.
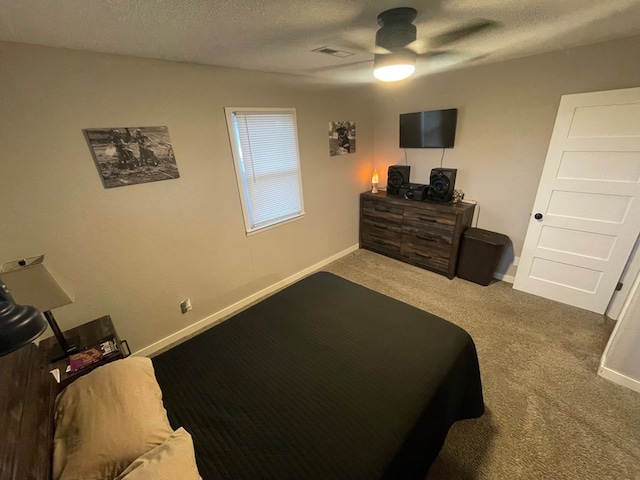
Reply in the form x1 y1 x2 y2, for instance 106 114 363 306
228 109 305 233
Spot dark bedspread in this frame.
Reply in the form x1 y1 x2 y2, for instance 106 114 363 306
153 272 483 480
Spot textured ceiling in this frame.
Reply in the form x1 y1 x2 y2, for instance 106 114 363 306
1 0 639 83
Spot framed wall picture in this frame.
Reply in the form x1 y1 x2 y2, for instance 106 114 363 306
329 121 356 156
85 126 179 188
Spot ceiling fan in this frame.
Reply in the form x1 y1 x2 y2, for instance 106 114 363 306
348 7 497 81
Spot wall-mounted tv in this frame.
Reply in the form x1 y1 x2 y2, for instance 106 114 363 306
399 108 458 148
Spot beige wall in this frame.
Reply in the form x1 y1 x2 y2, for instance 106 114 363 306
372 35 640 276
0 42 374 352
4 36 640 352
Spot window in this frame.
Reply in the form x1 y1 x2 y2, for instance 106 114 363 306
225 108 305 234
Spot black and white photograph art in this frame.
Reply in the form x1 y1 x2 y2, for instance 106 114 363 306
85 126 179 188
329 121 356 156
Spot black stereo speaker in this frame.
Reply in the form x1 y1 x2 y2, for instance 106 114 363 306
387 165 410 195
427 168 457 203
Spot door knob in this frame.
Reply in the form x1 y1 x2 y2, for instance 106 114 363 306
534 213 543 220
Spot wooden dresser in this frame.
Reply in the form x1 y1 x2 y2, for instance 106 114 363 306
360 191 475 279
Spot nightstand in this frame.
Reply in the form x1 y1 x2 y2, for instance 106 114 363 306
38 315 130 388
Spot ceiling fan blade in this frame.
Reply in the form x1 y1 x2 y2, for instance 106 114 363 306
339 42 389 55
322 37 389 56
329 39 373 55
372 45 392 55
405 38 429 55
417 50 490 69
430 19 498 48
304 59 373 73
419 50 452 59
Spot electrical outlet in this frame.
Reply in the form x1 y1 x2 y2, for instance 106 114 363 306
180 298 192 314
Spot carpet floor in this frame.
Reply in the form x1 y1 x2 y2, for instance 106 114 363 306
323 249 640 480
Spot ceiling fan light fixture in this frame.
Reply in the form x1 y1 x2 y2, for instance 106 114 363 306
373 63 415 82
373 51 416 82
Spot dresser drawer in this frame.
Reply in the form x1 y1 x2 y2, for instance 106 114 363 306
361 218 402 255
401 243 451 273
362 199 403 225
401 225 453 256
402 206 456 233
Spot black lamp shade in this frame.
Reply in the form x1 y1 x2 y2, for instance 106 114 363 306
0 300 47 357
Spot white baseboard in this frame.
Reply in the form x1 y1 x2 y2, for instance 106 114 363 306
134 244 360 358
598 366 640 394
494 272 515 284
494 256 519 284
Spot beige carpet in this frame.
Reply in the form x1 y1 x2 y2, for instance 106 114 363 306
324 249 640 480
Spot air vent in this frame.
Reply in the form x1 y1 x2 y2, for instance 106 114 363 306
312 46 355 58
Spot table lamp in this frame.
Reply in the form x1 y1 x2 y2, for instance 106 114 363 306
0 255 77 359
371 169 379 193
0 281 47 357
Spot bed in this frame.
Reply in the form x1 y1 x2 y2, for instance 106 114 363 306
0 271 483 480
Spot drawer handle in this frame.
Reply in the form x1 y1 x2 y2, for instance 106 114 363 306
373 224 388 230
373 239 391 247
374 206 389 212
416 234 436 242
415 252 432 259
418 216 437 223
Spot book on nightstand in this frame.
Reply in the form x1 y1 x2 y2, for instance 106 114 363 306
69 347 104 372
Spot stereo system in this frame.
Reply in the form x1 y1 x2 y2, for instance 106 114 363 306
386 165 411 195
386 165 457 203
399 183 428 201
427 168 457 203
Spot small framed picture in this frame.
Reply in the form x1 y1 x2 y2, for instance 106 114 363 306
329 121 356 156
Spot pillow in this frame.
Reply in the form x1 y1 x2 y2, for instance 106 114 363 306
114 428 202 480
53 356 174 480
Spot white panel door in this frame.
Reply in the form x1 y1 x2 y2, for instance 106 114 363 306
514 87 640 314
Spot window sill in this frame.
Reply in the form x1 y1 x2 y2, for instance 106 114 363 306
246 212 306 236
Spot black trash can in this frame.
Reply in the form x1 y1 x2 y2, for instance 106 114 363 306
456 228 510 286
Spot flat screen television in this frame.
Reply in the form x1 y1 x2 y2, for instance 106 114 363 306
399 108 458 148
